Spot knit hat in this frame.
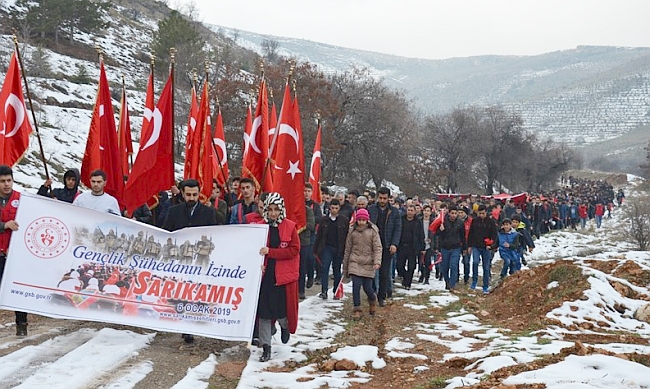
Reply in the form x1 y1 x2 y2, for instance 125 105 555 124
355 208 370 221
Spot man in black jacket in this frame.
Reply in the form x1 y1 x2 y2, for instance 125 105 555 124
37 168 81 203
313 199 349 300
162 179 217 343
396 205 425 290
467 204 498 294
368 187 402 306
436 205 466 291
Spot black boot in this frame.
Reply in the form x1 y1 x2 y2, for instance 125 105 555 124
259 344 271 362
281 327 290 344
16 322 27 337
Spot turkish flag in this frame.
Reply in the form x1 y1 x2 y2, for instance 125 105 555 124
334 279 344 299
139 71 155 149
193 82 213 202
429 209 446 234
309 123 322 204
81 60 124 203
242 79 270 193
212 108 229 188
0 52 32 166
123 71 174 215
183 86 199 179
273 90 306 231
118 84 133 177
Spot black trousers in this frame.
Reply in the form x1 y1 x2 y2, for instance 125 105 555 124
0 254 28 324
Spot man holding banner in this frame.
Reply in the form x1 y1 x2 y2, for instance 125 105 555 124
0 165 28 336
162 178 217 343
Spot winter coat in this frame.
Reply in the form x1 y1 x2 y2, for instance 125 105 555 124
37 168 80 203
343 222 383 279
399 215 426 252
368 203 402 249
467 216 498 248
498 228 520 261
299 205 316 247
314 214 350 258
436 215 466 250
0 190 20 253
261 218 300 286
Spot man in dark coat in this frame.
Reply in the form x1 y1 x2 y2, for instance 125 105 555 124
368 187 402 307
396 204 425 290
37 168 81 203
161 179 217 343
162 179 218 232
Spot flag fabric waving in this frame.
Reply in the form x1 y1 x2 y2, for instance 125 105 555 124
0 52 32 167
212 107 229 188
139 71 155 149
118 82 133 177
123 71 174 215
80 60 124 203
241 79 270 193
309 123 322 204
183 86 199 180
273 90 306 231
193 82 213 202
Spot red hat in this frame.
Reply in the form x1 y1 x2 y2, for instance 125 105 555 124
355 208 370 221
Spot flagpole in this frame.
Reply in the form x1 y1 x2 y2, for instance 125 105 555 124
169 48 176 170
12 34 50 180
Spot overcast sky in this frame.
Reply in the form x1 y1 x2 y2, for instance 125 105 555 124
173 0 650 60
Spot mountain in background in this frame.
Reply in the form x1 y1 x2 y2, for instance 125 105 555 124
1 0 648 189
214 26 650 173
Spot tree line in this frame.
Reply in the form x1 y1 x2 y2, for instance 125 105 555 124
5 2 580 195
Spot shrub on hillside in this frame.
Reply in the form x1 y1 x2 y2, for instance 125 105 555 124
625 197 650 250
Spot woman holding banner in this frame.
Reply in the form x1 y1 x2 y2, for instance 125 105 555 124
257 193 300 362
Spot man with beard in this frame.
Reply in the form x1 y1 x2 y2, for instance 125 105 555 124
162 179 218 344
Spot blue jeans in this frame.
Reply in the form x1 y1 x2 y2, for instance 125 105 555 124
595 215 602 228
500 248 519 277
461 252 471 283
472 247 492 289
320 245 342 295
440 248 461 288
352 275 376 307
580 217 587 229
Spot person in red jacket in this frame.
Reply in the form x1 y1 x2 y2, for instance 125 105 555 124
0 165 28 336
578 202 589 229
257 193 300 362
594 201 605 228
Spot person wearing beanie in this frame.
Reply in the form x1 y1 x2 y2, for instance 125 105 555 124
37 168 81 203
343 208 382 319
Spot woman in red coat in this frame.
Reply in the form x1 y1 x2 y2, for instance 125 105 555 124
257 193 300 362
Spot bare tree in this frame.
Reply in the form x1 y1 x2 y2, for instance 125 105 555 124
625 197 650 250
261 38 280 63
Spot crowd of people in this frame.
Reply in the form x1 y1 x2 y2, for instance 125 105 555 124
0 165 623 362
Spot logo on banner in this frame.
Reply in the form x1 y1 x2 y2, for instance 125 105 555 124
25 218 70 259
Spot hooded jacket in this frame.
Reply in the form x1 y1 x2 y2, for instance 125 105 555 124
343 222 383 278
37 169 80 203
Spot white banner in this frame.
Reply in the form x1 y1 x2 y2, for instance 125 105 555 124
0 194 268 341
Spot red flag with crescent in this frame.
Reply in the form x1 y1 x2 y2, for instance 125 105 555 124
212 107 229 187
183 86 199 179
81 60 124 203
273 90 306 231
123 71 174 214
139 71 155 149
0 52 33 167
241 79 270 193
309 123 322 204
193 82 213 202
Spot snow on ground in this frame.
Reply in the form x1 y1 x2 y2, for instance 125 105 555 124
0 177 647 387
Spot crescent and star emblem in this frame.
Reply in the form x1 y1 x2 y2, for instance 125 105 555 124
309 151 321 181
2 93 26 138
140 107 162 151
278 123 300 153
243 115 263 155
213 138 228 166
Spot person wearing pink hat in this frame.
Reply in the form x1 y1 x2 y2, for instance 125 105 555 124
343 208 382 319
